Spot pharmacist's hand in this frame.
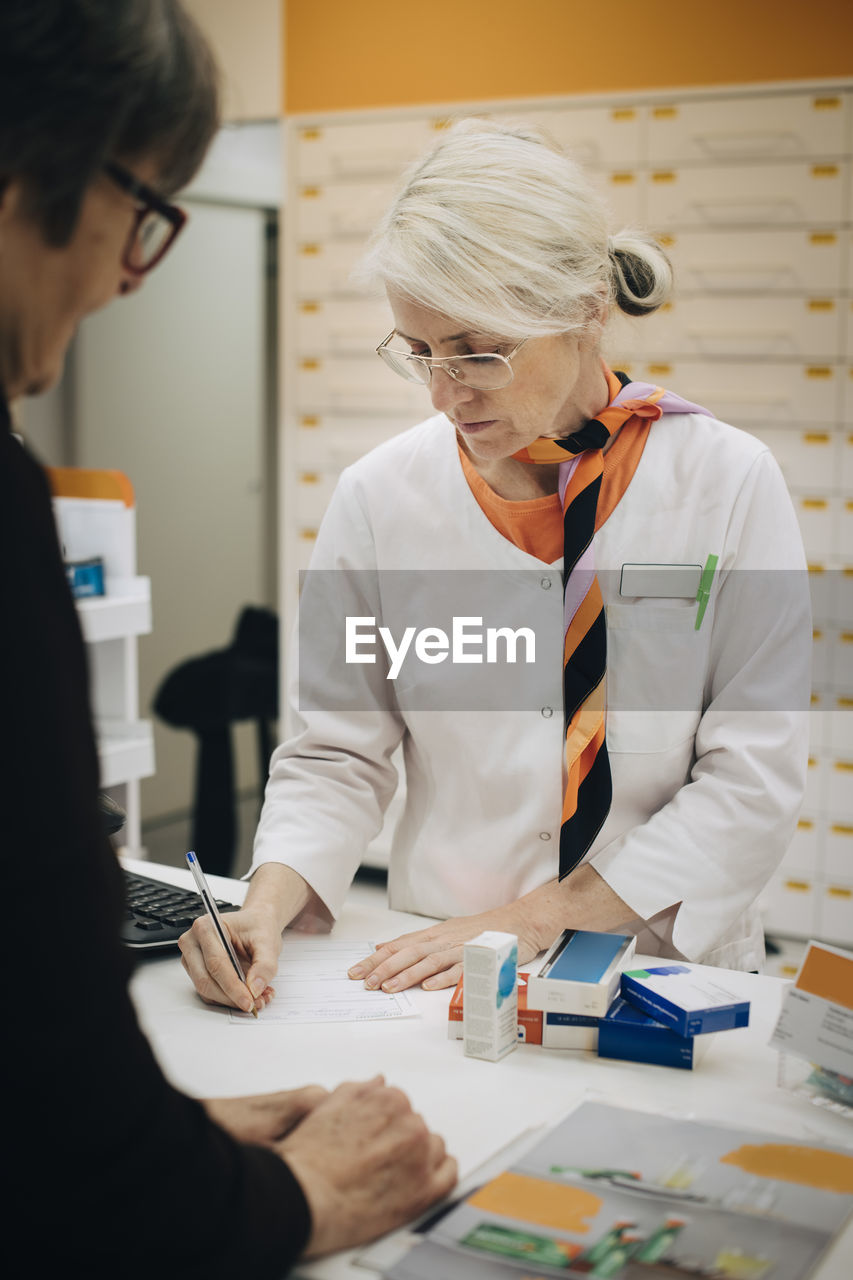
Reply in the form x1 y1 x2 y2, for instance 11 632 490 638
203 1086 329 1146
347 903 544 994
179 904 282 1013
279 1076 457 1258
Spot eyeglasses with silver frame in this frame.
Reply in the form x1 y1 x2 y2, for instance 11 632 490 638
375 331 527 391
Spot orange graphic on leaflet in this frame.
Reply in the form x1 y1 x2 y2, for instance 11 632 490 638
720 1144 853 1192
468 1172 602 1233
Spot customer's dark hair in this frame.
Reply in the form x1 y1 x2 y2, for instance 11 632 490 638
0 0 219 245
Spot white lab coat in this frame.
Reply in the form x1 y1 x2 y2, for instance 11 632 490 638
252 411 810 970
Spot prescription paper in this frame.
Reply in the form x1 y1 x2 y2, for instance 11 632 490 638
229 939 419 1024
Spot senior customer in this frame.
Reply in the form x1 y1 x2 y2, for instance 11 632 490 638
181 118 811 1012
1 3 455 1274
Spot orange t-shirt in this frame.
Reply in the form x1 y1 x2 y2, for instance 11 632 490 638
458 367 651 563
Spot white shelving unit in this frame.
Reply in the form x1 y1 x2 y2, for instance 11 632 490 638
51 481 155 852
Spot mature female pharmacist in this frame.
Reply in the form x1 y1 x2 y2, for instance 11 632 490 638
181 118 812 1013
2 2 455 1274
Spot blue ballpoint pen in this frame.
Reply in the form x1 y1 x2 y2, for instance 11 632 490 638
186 850 258 1017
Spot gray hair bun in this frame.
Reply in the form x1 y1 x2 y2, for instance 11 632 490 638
608 231 673 317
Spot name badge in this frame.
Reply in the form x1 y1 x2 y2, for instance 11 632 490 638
620 563 702 599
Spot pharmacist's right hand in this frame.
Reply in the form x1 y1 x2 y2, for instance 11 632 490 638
179 905 282 1013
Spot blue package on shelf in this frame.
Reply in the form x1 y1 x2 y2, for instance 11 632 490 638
598 997 711 1069
65 557 105 598
526 929 637 1017
620 963 750 1037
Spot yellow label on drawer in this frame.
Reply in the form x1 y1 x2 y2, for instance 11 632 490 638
813 96 841 110
612 108 636 121
652 105 678 118
432 117 452 130
300 529 318 541
838 696 853 708
781 964 799 977
785 880 811 892
300 358 321 371
806 366 833 378
807 300 835 311
813 629 824 640
300 472 319 484
610 171 636 184
811 165 839 178
301 186 321 199
656 233 676 247
842 634 853 644
300 128 322 141
300 301 321 313
804 432 830 443
647 363 672 376
798 818 815 830
809 232 837 245
831 822 853 834
300 244 321 256
801 498 828 510
651 170 676 182
827 887 853 898
301 415 320 428
807 563 826 574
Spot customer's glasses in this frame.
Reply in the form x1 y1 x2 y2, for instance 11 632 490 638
376 331 527 391
104 161 187 275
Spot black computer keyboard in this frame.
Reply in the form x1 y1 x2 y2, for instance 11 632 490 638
121 869 240 950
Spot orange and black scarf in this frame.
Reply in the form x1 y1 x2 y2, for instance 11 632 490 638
514 369 711 878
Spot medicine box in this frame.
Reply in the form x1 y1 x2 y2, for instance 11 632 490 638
449 974 543 1044
543 1010 600 1051
526 930 637 1018
462 931 518 1062
598 997 711 1070
620 963 750 1036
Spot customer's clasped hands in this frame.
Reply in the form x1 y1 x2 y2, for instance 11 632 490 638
205 1077 457 1257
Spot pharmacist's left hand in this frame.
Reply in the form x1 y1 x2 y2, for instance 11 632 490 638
347 904 546 993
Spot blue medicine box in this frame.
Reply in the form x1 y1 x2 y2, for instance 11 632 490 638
598 997 708 1070
65 557 105 599
526 929 637 1017
620 963 750 1037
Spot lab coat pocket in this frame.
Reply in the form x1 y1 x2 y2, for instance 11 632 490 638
605 601 709 753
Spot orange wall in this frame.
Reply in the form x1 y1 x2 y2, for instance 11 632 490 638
284 0 852 115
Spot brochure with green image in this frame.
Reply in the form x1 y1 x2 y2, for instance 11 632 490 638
383 1101 853 1280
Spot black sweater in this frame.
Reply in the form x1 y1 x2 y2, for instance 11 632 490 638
1 396 310 1277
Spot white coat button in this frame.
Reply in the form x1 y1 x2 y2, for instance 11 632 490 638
540 577 552 589
541 706 554 718
539 831 552 841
